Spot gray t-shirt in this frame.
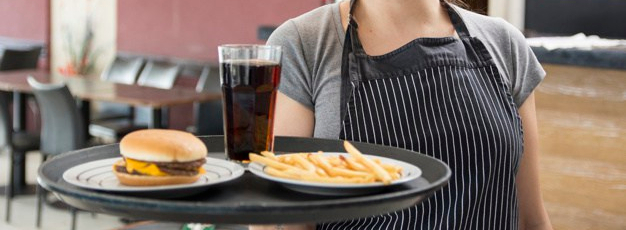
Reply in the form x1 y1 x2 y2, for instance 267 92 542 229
267 2 545 139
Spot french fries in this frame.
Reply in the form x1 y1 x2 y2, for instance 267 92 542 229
249 141 402 185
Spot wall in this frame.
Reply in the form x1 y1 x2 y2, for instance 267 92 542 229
117 0 320 62
0 0 47 41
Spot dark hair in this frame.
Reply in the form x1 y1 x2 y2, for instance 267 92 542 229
443 0 469 8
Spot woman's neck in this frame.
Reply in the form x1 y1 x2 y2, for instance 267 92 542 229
354 0 444 28
341 0 456 56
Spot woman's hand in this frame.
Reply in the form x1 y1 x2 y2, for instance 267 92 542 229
516 93 553 230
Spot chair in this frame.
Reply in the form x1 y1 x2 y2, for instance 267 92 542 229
0 47 41 70
100 56 144 85
0 46 43 130
1 91 40 222
136 61 180 89
89 61 180 141
135 61 180 127
28 77 85 230
94 56 145 121
192 66 224 135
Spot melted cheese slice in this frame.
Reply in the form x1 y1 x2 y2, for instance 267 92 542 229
124 158 205 177
125 158 168 176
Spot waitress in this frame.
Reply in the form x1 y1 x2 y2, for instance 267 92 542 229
257 0 553 229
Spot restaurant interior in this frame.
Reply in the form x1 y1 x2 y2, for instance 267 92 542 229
0 0 624 230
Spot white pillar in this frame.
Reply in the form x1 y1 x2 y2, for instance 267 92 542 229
488 0 525 29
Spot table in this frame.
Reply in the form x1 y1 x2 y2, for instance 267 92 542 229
0 69 221 195
38 136 450 224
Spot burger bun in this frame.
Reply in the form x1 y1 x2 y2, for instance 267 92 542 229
114 170 202 186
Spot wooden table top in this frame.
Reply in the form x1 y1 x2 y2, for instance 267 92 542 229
0 69 221 107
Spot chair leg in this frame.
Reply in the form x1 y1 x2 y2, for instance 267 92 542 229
71 208 77 230
36 185 43 227
36 154 47 227
5 149 15 222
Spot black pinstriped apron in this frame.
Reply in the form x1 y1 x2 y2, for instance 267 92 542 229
319 1 524 229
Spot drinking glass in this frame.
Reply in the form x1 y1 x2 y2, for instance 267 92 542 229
218 45 282 162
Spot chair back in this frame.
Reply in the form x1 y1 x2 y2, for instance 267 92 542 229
27 77 84 156
0 47 42 71
101 56 144 85
194 66 223 135
0 92 11 148
136 61 180 89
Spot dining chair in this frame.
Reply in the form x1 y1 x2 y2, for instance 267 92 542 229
27 77 85 230
0 47 41 70
100 56 144 85
136 61 180 89
192 66 224 135
0 46 42 223
94 56 145 121
135 60 180 127
0 46 43 131
0 91 40 222
89 61 181 141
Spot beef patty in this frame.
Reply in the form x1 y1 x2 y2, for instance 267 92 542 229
115 158 206 176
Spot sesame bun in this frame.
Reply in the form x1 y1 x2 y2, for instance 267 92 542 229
120 129 207 162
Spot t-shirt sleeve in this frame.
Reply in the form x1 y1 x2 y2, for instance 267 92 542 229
266 20 314 110
504 21 546 107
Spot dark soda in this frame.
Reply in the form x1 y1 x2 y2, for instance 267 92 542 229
221 59 281 161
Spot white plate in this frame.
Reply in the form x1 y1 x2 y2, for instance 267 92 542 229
63 157 244 196
248 152 422 196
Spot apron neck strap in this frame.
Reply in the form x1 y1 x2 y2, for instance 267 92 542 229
347 0 471 40
445 2 471 39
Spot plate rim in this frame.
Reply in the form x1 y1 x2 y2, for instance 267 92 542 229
248 152 422 189
62 156 245 192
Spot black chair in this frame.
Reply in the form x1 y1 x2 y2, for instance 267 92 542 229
0 46 43 130
94 56 145 121
0 47 41 70
100 56 144 85
1 91 40 222
0 46 42 222
135 60 180 127
28 77 85 230
136 61 180 89
192 66 223 135
89 61 180 141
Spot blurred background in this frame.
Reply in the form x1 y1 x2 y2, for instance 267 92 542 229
0 0 624 229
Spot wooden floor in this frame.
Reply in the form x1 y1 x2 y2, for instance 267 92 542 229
535 64 626 230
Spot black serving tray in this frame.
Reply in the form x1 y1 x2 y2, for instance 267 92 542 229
38 136 450 224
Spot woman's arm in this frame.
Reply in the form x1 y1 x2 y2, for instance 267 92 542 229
249 92 316 230
273 91 315 138
516 93 553 230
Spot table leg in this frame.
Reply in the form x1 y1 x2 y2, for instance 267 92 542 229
12 92 25 131
13 92 26 189
77 99 91 139
150 108 162 129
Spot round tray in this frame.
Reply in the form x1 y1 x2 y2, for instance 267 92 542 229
38 136 450 224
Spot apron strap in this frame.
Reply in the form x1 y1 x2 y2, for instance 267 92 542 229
444 2 471 39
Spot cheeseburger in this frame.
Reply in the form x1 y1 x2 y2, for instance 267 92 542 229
113 129 208 186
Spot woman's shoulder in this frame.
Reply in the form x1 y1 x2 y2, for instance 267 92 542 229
267 3 342 47
453 5 526 46
454 6 545 107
